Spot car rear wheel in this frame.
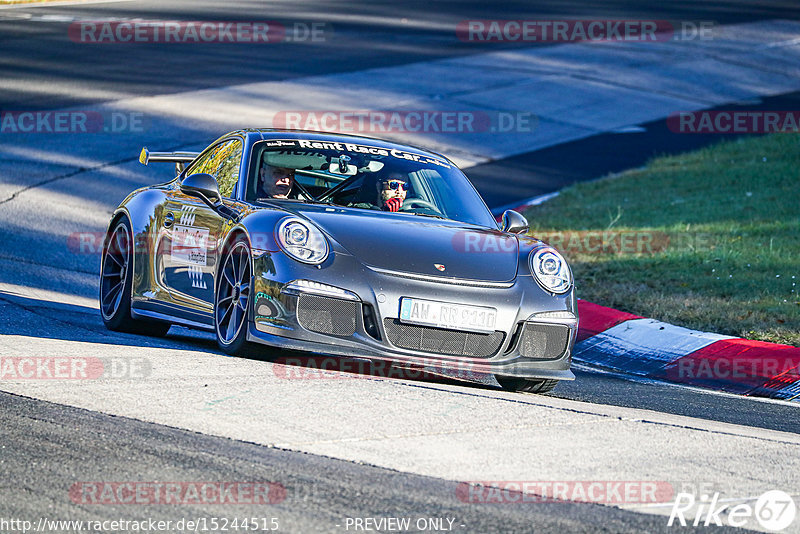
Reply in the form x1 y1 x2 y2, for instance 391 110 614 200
100 217 170 336
496 377 559 394
214 236 258 356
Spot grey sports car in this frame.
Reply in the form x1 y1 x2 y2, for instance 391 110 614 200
100 129 576 393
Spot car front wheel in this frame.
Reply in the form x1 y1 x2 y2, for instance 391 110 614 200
214 235 257 356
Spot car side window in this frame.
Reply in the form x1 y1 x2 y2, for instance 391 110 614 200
185 139 243 198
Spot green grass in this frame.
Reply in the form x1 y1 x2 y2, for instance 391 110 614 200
522 133 800 346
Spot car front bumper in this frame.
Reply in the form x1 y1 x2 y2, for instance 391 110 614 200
248 250 576 385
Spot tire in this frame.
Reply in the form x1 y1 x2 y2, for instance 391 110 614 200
214 235 258 356
100 217 170 336
496 377 559 394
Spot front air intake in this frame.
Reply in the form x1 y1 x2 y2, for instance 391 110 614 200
297 294 357 337
383 318 504 358
517 323 570 360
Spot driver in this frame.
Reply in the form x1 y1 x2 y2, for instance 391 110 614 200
258 162 295 199
377 173 408 212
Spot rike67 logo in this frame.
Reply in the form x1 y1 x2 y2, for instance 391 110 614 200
669 490 796 531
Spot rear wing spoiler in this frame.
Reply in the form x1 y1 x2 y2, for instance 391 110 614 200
139 147 200 174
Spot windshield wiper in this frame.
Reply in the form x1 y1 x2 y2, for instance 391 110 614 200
411 212 448 220
256 197 329 205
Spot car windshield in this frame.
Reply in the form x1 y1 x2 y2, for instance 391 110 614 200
246 139 497 228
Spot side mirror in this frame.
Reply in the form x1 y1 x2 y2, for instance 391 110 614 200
501 210 529 234
180 173 221 204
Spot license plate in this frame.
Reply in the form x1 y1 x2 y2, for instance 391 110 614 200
399 297 497 334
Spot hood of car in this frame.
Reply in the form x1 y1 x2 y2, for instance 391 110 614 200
289 205 519 283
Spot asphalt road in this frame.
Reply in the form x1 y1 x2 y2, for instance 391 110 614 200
1 1 800 533
2 0 800 110
4 389 740 534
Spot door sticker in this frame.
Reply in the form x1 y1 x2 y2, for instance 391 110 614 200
172 224 209 266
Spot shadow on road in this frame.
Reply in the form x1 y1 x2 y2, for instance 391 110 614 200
0 290 500 392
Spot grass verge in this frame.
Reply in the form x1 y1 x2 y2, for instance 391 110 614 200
522 133 799 346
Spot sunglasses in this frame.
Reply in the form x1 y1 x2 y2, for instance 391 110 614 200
384 180 408 191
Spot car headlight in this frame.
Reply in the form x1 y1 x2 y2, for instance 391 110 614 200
529 247 572 294
276 217 329 264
